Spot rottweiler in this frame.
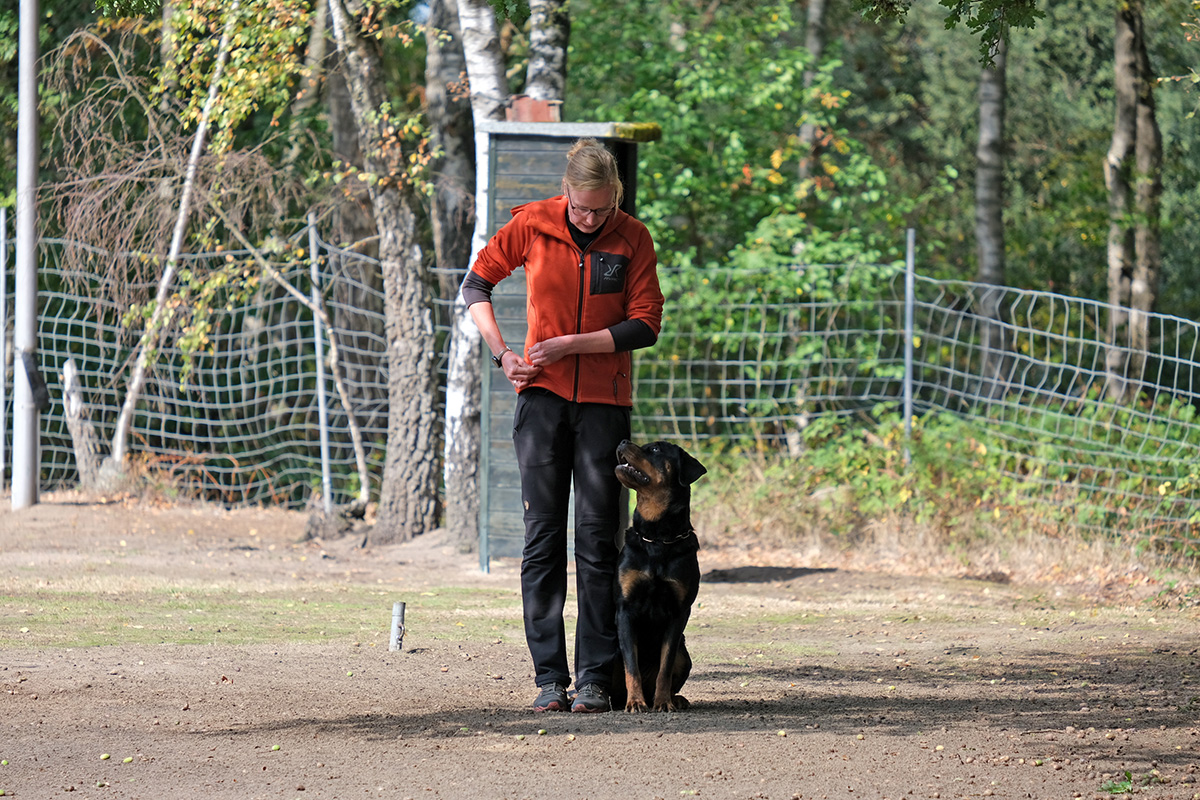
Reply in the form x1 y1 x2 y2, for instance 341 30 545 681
611 439 707 712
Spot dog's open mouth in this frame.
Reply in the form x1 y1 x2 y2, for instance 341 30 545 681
616 457 650 486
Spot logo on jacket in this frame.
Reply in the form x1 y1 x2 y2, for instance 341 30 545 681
591 251 629 295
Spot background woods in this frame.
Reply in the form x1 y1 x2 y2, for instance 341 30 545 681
3 0 1200 552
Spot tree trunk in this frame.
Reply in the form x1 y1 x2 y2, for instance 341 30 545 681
798 0 827 181
1131 4 1162 384
523 0 569 101
975 36 1010 402
329 0 441 543
441 0 510 553
1104 2 1140 403
426 0 477 301
62 359 101 491
427 0 482 550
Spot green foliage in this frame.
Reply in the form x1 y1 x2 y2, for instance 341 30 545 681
1180 2 1200 119
700 397 1200 557
487 0 529 26
161 0 312 156
937 0 1044 62
1098 769 1166 794
1100 771 1134 794
782 410 1026 534
1 2 102 210
853 0 1044 65
569 0 819 271
95 0 163 17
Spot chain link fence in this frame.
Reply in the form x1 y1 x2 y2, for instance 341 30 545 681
4 230 1199 544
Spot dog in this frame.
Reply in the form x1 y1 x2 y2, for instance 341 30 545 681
611 439 707 712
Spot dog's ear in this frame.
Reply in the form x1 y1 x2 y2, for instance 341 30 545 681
677 450 707 486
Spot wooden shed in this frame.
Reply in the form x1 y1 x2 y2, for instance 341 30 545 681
473 120 661 570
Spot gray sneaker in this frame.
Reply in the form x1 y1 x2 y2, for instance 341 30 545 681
532 683 569 712
570 683 611 713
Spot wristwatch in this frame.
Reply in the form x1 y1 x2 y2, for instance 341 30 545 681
491 346 513 368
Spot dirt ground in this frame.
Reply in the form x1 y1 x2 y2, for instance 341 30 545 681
3 493 1200 800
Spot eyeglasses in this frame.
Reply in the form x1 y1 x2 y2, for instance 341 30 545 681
565 191 616 220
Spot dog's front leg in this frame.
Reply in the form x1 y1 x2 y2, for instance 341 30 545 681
617 615 648 712
653 623 687 711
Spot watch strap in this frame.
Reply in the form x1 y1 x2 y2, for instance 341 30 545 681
491 346 513 368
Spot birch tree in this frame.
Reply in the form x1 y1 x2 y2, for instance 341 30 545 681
103 2 241 482
975 36 1011 401
53 1 369 501
1105 0 1162 403
425 0 480 547
441 0 510 549
798 0 828 181
524 0 569 101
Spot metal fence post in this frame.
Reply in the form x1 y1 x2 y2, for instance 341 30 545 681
309 214 333 514
903 228 915 468
12 0 41 509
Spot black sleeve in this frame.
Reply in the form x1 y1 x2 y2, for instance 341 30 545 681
461 271 496 307
608 319 657 352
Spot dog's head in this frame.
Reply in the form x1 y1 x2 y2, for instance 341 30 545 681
615 440 707 499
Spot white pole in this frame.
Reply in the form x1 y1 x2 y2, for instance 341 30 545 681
308 215 332 514
1 207 9 489
12 0 41 510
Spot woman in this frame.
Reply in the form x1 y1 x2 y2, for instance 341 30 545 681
462 138 664 713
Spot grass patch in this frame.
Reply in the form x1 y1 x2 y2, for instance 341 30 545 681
0 585 524 649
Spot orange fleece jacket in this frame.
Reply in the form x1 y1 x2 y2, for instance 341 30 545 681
470 196 664 406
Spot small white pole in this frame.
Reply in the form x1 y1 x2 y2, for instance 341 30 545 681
388 601 406 652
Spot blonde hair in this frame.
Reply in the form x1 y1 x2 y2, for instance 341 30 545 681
563 138 624 208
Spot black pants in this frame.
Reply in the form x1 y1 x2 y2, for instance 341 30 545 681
513 388 629 690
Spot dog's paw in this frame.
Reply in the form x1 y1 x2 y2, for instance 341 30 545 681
624 699 648 713
652 694 679 712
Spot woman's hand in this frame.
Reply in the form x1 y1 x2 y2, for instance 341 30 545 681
526 336 573 366
503 351 542 391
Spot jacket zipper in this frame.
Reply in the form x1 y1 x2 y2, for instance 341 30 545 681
573 246 586 402
571 217 611 402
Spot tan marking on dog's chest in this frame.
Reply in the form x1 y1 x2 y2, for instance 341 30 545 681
634 488 671 522
620 569 651 597
664 576 690 605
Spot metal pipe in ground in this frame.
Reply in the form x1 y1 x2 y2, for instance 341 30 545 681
389 602 406 651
